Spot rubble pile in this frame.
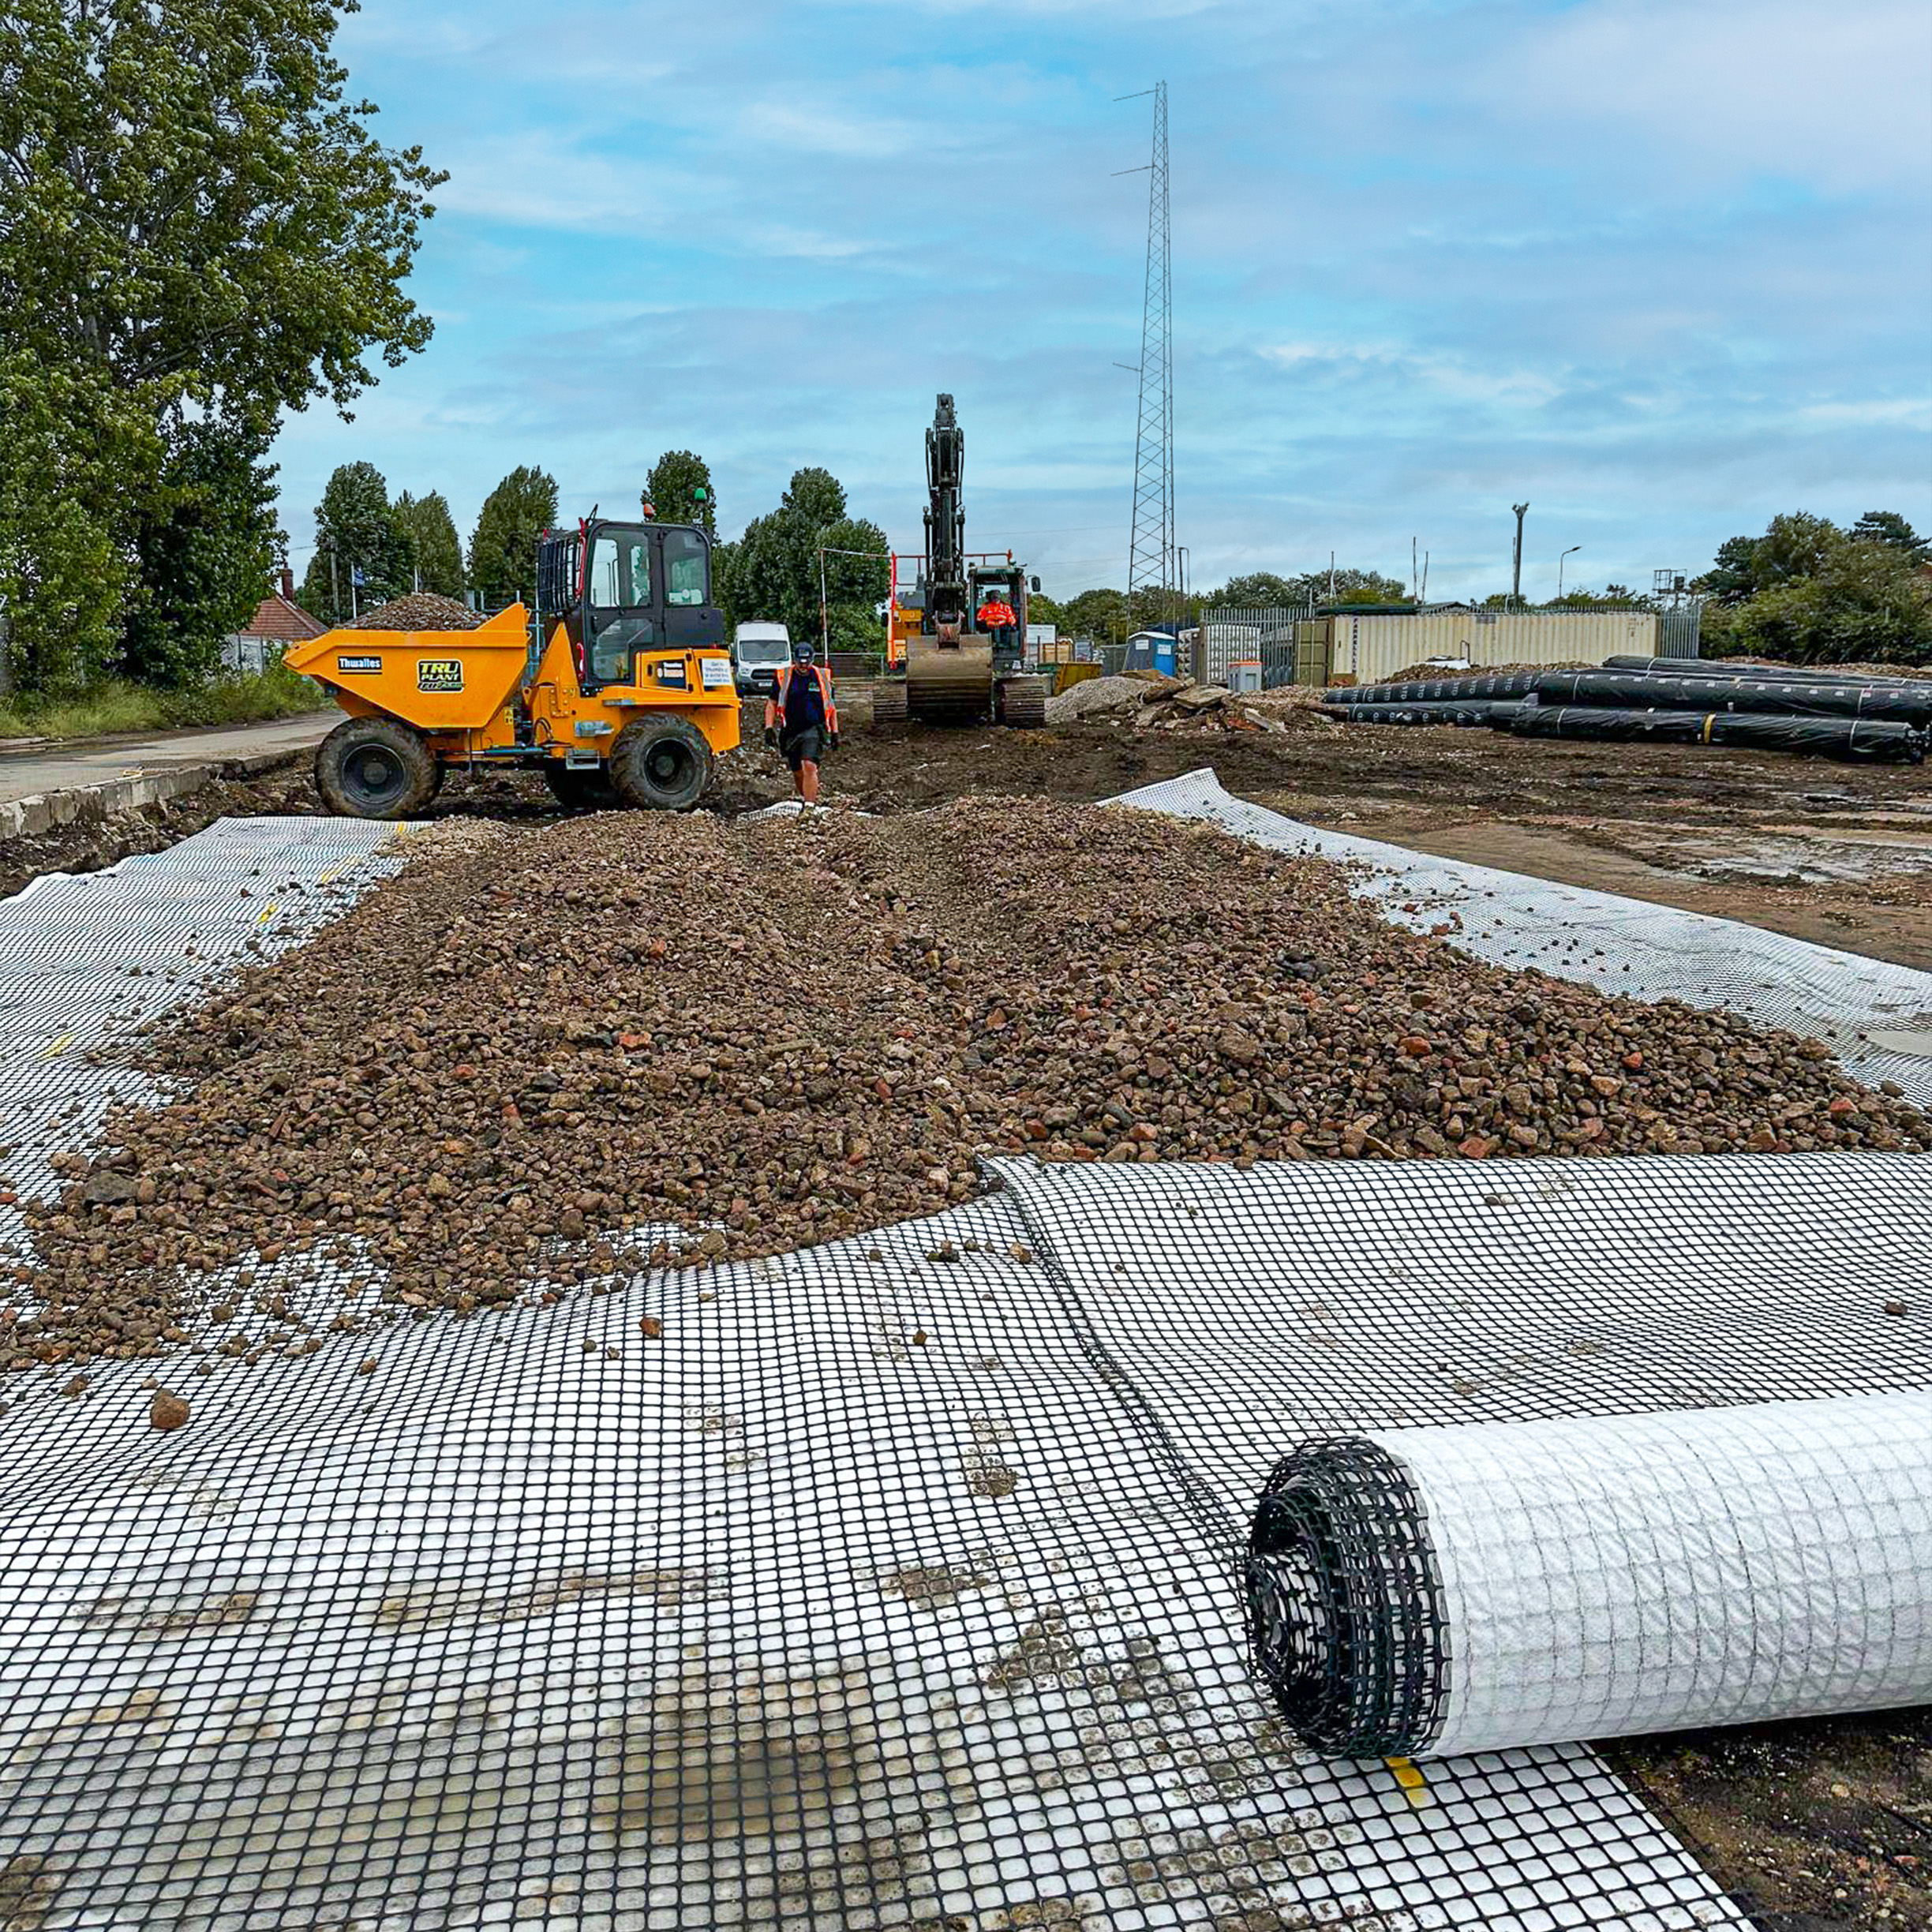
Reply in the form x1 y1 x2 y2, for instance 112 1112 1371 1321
12 800 1926 1366
1044 676 1341 735
348 593 485 631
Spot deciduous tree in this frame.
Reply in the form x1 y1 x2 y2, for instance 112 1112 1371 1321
644 451 717 535
466 466 558 612
392 491 465 599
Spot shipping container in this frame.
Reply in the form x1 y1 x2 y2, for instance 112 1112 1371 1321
1324 608 1660 685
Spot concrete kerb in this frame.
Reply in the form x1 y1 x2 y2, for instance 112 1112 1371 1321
0 743 310 841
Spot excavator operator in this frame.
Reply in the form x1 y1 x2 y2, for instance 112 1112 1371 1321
763 638 840 804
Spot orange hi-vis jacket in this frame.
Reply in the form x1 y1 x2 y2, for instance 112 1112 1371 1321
764 661 838 739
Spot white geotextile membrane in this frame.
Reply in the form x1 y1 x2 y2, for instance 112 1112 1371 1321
0 813 1928 1932
1380 1390 1932 1756
1112 768 1932 1109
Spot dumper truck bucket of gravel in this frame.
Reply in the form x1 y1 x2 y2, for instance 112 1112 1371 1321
0 813 1930 1931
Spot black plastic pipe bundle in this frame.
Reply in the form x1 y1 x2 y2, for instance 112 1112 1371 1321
1344 672 1544 706
1538 668 1932 728
1513 703 1925 762
1323 699 1519 728
1606 653 1930 686
1246 1391 1932 1760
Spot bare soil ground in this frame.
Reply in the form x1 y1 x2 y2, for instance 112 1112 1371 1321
2 709 1926 1923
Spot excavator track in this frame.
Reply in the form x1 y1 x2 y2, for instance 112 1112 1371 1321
907 635 995 723
870 678 908 725
996 676 1050 730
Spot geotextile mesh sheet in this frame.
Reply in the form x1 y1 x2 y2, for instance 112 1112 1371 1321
1113 768 1932 1110
0 817 1929 1932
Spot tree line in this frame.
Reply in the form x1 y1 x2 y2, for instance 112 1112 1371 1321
0 1 440 695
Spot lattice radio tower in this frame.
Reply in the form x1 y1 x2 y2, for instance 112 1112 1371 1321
1120 82 1173 614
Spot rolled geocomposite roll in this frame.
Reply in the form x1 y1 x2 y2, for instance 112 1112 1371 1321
1245 1390 1932 1759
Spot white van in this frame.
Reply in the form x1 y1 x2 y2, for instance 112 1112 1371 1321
732 622 792 697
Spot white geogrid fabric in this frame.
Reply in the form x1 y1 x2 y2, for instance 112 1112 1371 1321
0 813 1926 1932
1375 1391 1932 1756
1112 768 1932 1108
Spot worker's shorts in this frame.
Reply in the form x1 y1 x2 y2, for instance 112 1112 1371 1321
782 726 826 772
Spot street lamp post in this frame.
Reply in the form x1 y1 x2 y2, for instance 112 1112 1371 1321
1558 545 1581 601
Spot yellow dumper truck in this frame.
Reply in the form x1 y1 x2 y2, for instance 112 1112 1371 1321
285 516 739 817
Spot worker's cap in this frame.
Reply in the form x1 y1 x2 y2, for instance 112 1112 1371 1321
792 640 816 663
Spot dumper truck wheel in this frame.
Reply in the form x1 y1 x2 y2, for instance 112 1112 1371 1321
541 762 619 811
315 718 439 819
610 713 713 811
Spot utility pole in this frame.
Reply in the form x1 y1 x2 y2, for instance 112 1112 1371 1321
1511 503 1529 607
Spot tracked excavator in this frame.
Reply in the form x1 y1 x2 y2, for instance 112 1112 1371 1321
874 394 1049 728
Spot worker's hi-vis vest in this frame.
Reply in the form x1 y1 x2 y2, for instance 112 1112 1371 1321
768 661 838 736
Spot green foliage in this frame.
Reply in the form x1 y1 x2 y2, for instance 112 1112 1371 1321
1698 513 1932 666
466 465 558 612
825 603 884 656
644 451 717 535
0 0 441 425
1201 571 1301 608
781 466 847 529
122 419 282 687
0 660 328 740
298 461 414 623
391 490 465 598
729 470 885 642
1061 587 1132 642
0 351 140 694
1852 511 1928 560
0 0 440 694
1026 591 1064 631
711 540 743 627
1196 566 1408 610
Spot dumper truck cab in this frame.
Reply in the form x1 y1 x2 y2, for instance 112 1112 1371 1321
732 621 792 697
286 515 739 818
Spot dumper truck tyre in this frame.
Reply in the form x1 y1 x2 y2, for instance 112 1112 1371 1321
610 713 713 811
315 717 439 819
541 762 619 811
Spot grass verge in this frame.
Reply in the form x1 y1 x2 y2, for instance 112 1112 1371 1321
0 663 330 741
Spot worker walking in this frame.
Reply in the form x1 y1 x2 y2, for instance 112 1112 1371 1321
764 639 839 804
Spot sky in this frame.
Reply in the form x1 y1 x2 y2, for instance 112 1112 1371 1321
275 0 1932 607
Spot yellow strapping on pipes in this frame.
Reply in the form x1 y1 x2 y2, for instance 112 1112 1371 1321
1703 713 1715 743
1384 1756 1429 1806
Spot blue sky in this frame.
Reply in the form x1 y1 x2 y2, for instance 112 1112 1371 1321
277 0 1932 605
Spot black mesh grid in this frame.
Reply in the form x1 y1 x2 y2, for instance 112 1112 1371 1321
2 816 1929 1929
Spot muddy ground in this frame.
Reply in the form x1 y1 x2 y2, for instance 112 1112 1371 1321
13 711 1929 969
2 708 1926 1924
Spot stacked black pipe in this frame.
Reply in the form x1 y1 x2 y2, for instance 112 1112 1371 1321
1515 661 1927 762
1324 657 1928 760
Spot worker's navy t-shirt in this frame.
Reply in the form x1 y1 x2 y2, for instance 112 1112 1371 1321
780 668 829 735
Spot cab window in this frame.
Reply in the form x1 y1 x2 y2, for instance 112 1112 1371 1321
664 530 709 608
591 532 652 608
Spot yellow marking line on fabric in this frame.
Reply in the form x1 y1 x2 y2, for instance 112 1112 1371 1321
255 903 279 927
39 1031 72 1061
1384 1757 1429 1806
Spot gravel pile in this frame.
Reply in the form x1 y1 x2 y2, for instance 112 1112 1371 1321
1043 675 1149 722
11 800 1926 1368
349 593 484 631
